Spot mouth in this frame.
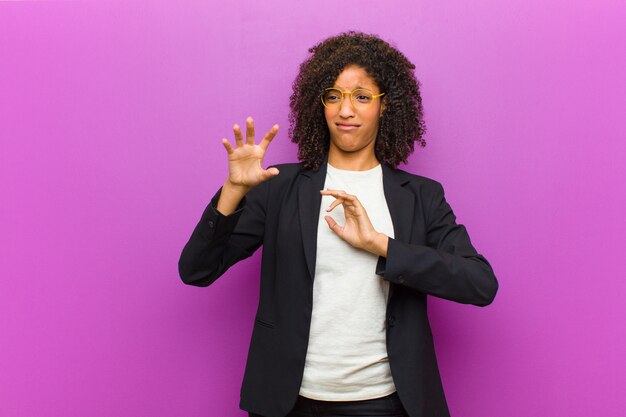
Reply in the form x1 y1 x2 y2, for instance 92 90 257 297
336 123 360 131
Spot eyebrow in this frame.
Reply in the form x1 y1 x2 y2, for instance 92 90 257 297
333 85 371 90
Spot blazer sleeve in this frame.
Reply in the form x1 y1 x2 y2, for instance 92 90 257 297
376 181 499 306
177 179 269 287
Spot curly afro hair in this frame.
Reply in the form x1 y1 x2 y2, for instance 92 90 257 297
289 31 427 171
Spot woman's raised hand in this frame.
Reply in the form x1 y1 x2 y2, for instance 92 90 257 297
221 116 280 190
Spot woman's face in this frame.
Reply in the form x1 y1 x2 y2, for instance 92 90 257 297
324 65 384 160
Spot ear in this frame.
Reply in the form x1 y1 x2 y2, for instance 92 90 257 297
379 100 386 117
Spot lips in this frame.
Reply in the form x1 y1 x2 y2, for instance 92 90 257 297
336 123 360 130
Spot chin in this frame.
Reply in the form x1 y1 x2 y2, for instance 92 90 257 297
333 136 359 150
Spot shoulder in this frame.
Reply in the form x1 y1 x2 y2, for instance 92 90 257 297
387 165 451 224
386 164 445 196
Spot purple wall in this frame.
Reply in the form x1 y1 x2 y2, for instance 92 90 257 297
1 1 625 416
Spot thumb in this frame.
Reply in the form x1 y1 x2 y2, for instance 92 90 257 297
324 216 341 235
263 167 280 179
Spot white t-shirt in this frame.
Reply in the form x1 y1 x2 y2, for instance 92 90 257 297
298 162 397 401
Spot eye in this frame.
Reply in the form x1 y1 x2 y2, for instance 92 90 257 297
355 92 373 103
323 89 342 103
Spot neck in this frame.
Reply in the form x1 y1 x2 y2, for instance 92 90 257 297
327 145 380 171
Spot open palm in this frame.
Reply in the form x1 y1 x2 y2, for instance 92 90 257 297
221 117 280 188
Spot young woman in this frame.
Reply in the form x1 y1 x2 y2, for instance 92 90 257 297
179 31 499 417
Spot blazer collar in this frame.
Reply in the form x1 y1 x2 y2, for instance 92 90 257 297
298 153 415 281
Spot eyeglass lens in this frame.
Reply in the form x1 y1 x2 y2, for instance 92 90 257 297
322 89 374 107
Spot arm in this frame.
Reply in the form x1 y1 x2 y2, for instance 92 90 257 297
178 117 279 287
177 178 269 287
376 181 499 306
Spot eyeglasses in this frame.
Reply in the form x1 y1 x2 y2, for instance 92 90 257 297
320 87 385 110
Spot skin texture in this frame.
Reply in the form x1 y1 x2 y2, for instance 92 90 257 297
325 65 385 171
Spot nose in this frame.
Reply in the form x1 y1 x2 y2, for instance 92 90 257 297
338 94 355 118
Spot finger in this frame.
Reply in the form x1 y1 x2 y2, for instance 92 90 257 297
233 124 244 147
259 124 279 151
321 189 346 211
324 216 342 236
246 116 255 145
338 192 358 204
326 197 345 212
321 189 356 203
221 138 234 155
320 189 348 197
321 188 349 194
331 200 361 217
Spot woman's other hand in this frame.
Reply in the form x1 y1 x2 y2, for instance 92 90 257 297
221 116 280 191
320 189 389 257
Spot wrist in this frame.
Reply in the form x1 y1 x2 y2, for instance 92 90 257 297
367 232 389 257
215 178 250 216
224 178 251 196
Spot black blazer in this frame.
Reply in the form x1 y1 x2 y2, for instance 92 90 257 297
178 153 499 417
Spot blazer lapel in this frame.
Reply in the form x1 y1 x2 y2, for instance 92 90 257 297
380 162 414 245
298 154 329 281
298 154 415 282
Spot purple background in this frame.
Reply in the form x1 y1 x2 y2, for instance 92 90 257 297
1 1 625 416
